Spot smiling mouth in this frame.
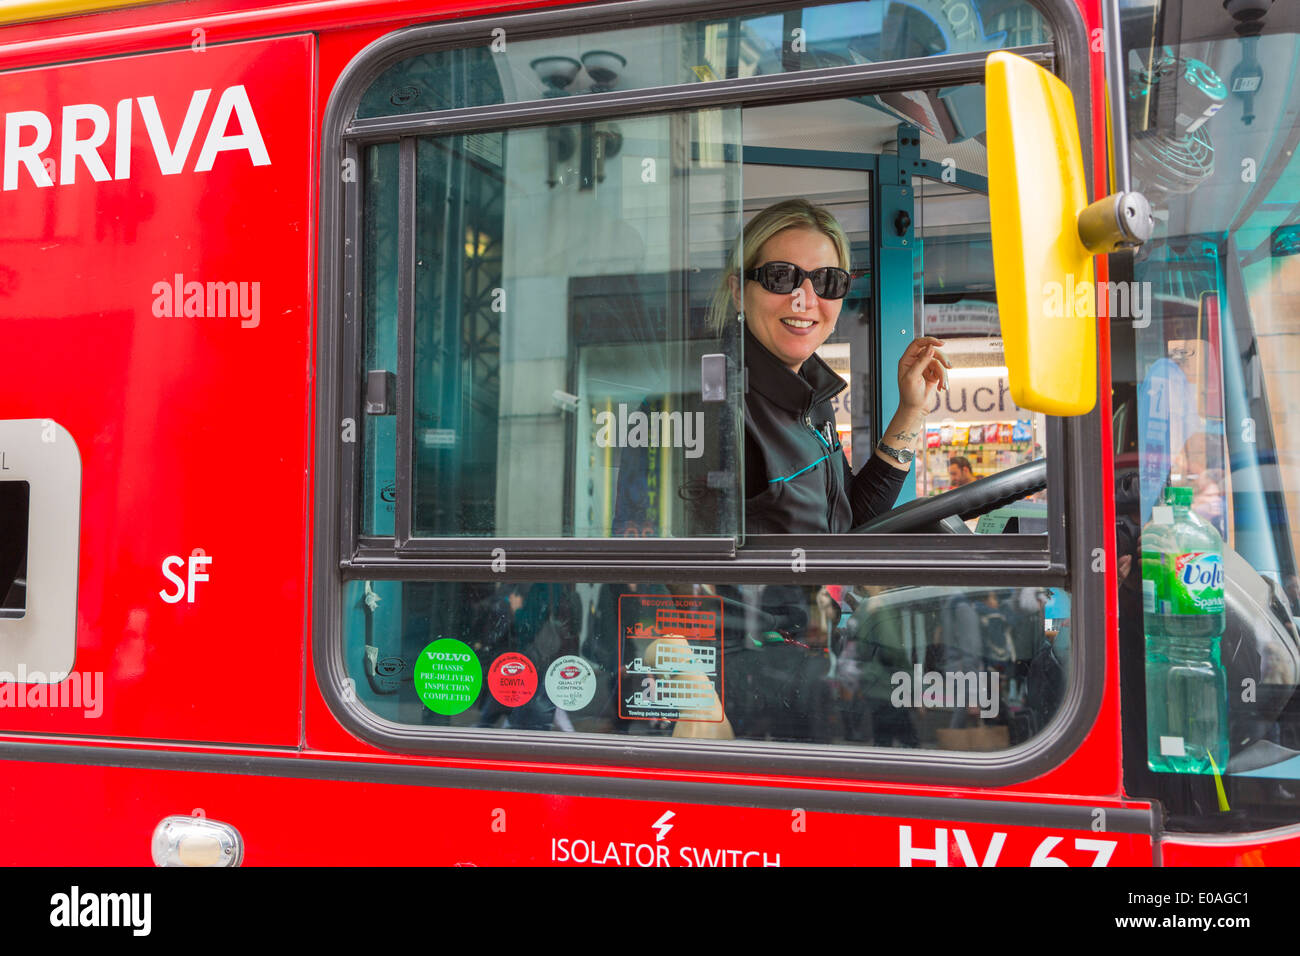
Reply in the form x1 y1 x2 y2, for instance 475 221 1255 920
781 318 816 329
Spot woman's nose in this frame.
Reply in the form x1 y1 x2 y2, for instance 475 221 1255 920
796 277 819 308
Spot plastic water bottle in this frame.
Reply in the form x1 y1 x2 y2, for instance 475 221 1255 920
1141 485 1228 774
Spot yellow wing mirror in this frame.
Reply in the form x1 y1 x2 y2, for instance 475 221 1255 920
986 51 1152 416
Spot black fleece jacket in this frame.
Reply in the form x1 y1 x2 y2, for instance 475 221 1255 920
742 324 906 534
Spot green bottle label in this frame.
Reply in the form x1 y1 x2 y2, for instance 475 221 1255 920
1143 549 1224 615
1170 551 1224 613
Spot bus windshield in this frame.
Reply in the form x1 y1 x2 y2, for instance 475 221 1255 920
1115 0 1300 830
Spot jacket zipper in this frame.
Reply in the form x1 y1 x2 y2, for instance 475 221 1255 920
805 412 837 530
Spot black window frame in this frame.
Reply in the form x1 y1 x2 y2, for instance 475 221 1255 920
315 0 1109 786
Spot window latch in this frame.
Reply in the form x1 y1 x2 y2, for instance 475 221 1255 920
365 370 396 416
701 353 726 403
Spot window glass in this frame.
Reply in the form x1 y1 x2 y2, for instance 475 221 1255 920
0 481 28 619
358 63 1062 539
741 163 873 467
356 1 1050 119
1114 5 1300 826
342 577 1071 749
340 0 1070 764
732 83 1050 535
398 109 745 538
914 178 1049 531
361 143 399 536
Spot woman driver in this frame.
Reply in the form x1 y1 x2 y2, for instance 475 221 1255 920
711 198 951 533
661 200 952 741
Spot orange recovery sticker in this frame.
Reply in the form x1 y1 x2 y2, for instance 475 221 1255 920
618 592 723 722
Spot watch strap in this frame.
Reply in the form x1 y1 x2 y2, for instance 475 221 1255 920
876 440 915 464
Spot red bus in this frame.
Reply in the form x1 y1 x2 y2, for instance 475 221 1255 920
2 0 1299 868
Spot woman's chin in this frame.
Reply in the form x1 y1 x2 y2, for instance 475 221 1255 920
750 323 823 370
778 347 817 371
779 336 822 360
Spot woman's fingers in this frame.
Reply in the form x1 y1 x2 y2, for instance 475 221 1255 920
913 336 947 349
919 338 953 369
913 348 948 390
922 345 949 388
908 337 954 369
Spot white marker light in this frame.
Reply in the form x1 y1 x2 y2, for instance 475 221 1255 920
152 815 243 867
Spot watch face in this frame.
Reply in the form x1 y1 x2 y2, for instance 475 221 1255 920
879 442 912 463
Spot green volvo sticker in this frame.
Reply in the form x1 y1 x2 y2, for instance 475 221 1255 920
414 638 482 715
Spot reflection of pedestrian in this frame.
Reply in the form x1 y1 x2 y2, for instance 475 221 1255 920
761 584 809 642
1026 627 1065 732
1177 432 1227 539
722 586 833 743
847 587 918 748
474 584 525 729
979 591 1015 709
939 591 986 729
471 583 524 660
509 584 581 731
939 592 983 671
1011 588 1049 700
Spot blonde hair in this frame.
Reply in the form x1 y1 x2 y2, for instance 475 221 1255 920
708 198 851 334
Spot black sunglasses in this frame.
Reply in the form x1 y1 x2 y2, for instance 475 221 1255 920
745 261 854 299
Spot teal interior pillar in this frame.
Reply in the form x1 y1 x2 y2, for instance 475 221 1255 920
872 126 920 501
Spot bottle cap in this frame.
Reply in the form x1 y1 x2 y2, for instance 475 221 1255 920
1163 485 1193 506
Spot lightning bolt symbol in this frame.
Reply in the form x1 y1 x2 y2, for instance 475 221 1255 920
651 810 675 842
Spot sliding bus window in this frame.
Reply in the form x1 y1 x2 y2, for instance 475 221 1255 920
323 0 1096 773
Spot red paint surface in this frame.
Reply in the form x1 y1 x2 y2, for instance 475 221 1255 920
0 34 316 745
0 755 1154 866
0 0 1287 865
1161 830 1300 867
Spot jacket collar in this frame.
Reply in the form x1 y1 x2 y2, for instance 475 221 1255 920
742 322 846 414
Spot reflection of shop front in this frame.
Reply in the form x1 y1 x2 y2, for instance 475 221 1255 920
918 365 1046 497
819 342 855 465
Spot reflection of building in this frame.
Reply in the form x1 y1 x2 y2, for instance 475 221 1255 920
986 3 1050 48
655 608 717 638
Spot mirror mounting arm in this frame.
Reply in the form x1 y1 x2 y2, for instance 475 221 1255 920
1077 190 1154 254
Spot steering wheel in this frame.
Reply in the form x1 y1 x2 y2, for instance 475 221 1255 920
851 458 1047 534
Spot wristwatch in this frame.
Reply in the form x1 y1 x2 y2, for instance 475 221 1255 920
876 440 915 465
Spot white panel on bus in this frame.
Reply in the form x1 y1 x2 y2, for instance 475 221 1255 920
0 420 81 682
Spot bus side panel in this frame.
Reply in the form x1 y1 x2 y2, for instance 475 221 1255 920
0 34 316 746
1160 832 1300 867
0 756 1154 865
